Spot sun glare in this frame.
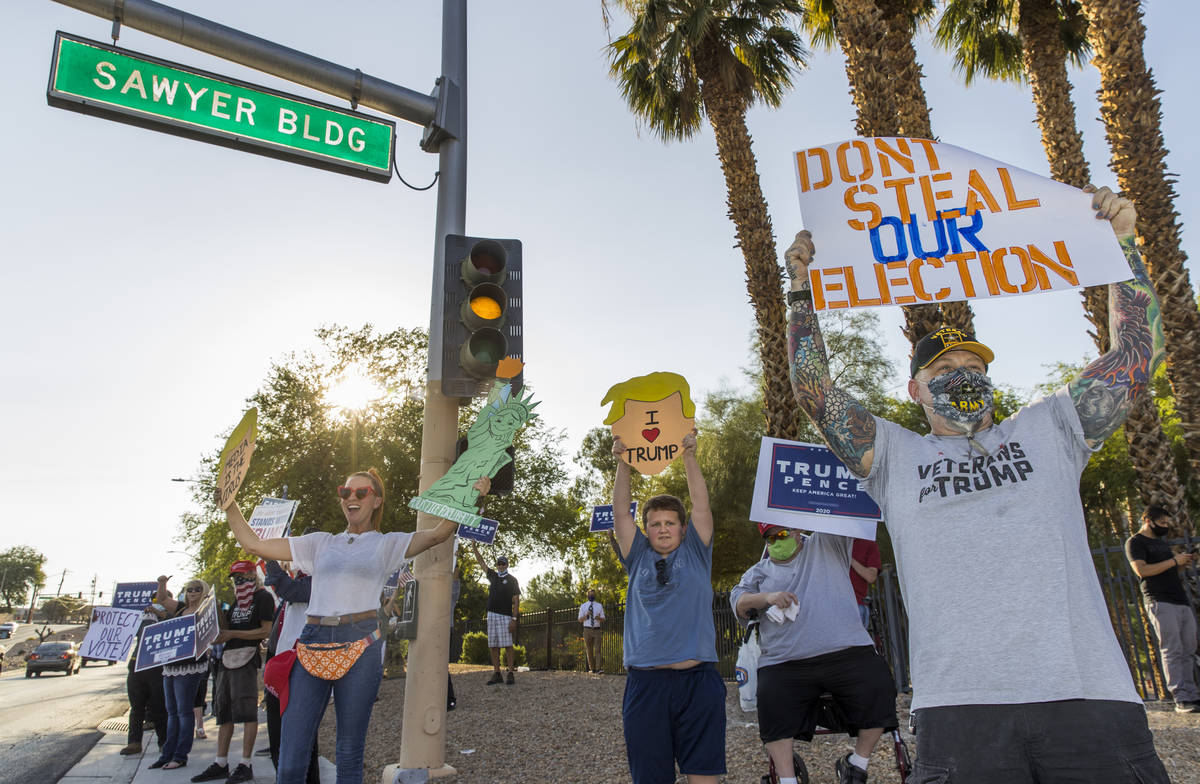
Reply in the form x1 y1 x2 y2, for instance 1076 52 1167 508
326 367 382 413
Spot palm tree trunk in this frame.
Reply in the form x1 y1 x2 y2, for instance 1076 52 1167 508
831 0 973 346
692 41 799 440
1017 0 1189 529
1082 0 1200 490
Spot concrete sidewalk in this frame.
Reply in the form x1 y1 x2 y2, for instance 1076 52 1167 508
60 709 335 784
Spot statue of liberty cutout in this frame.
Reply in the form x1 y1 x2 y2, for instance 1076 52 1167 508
409 357 538 527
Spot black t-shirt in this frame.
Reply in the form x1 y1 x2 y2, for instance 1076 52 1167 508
485 570 520 617
224 589 276 664
1126 533 1189 605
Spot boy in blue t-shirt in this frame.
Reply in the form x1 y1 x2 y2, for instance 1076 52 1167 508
613 429 724 784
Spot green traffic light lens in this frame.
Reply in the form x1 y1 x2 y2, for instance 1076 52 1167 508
460 328 508 379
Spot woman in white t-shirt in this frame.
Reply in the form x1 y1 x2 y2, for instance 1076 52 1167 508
221 467 487 784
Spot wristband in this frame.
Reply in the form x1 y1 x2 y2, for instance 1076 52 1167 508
787 288 813 307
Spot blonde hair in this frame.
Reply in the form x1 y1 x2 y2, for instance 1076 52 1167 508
347 467 386 529
601 372 696 425
183 578 210 609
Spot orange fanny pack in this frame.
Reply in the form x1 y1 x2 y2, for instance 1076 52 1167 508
295 628 381 680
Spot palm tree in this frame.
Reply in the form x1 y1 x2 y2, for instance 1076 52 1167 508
805 0 975 346
935 0 1189 529
604 0 808 439
1080 0 1200 492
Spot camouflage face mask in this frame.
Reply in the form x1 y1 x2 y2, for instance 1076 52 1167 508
925 368 994 425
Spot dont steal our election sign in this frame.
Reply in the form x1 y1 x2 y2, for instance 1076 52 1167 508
793 137 1134 311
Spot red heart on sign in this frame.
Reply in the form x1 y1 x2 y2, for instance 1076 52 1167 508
642 428 660 442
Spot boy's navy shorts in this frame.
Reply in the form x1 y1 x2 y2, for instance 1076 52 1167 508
756 645 898 743
623 662 726 783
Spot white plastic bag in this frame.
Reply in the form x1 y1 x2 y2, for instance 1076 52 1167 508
735 624 761 712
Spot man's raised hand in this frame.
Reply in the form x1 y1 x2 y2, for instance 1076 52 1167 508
1084 185 1137 240
784 230 815 290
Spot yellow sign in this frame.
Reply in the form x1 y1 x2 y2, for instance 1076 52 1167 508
602 373 696 476
216 408 257 510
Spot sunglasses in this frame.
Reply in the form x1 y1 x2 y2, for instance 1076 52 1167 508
185 586 204 593
765 530 791 543
654 558 671 587
231 574 254 583
337 486 377 500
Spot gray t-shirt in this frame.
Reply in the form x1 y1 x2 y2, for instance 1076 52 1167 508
864 388 1140 710
730 533 874 667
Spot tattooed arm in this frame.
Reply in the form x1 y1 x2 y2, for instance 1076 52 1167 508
1067 186 1165 448
784 231 878 477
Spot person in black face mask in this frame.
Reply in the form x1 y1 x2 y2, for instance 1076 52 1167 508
1126 505 1199 712
577 588 606 674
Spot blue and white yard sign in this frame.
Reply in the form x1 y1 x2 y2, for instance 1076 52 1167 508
112 581 157 610
192 594 220 653
750 438 881 539
134 591 218 671
456 517 499 545
589 502 638 533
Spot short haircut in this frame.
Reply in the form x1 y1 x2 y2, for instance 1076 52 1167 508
1144 504 1170 523
601 372 696 425
642 494 687 527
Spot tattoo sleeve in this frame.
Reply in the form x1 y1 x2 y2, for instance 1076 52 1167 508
788 296 877 476
1068 237 1165 447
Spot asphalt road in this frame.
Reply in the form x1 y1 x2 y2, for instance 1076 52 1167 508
0 657 128 784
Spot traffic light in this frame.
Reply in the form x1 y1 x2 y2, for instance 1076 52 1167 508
455 436 515 496
440 235 523 398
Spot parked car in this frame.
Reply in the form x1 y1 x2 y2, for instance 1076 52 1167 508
26 641 81 677
0 622 18 639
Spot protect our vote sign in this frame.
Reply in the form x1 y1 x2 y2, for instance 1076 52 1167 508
793 138 1133 310
134 593 219 671
79 607 142 663
750 438 880 539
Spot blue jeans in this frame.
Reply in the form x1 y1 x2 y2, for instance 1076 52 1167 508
278 620 382 784
160 671 205 763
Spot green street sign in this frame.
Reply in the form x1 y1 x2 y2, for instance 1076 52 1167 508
47 32 396 182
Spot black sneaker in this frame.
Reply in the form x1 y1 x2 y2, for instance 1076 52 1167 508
505 671 515 685
1175 701 1200 713
486 672 503 685
225 763 254 784
190 762 229 782
836 753 868 784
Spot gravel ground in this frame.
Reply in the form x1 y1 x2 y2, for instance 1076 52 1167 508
322 665 1200 783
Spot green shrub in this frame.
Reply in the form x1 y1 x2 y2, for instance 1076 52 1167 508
459 631 526 666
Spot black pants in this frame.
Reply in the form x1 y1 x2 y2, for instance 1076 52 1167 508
264 689 321 784
126 666 166 747
911 699 1169 783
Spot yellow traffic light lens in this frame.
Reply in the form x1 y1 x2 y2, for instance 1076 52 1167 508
470 296 502 320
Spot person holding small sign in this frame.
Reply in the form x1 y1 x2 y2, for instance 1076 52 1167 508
148 577 212 771
217 468 489 784
782 187 1170 781
611 429 725 784
731 525 897 784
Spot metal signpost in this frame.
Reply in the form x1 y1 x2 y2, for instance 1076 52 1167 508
48 32 396 181
46 0 471 779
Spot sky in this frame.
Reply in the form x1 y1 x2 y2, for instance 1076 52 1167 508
2 1 1197 601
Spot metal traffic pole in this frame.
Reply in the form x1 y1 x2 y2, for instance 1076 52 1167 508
390 1 467 778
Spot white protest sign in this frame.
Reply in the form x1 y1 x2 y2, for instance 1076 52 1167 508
80 606 142 663
793 138 1132 310
750 437 880 539
248 498 299 540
